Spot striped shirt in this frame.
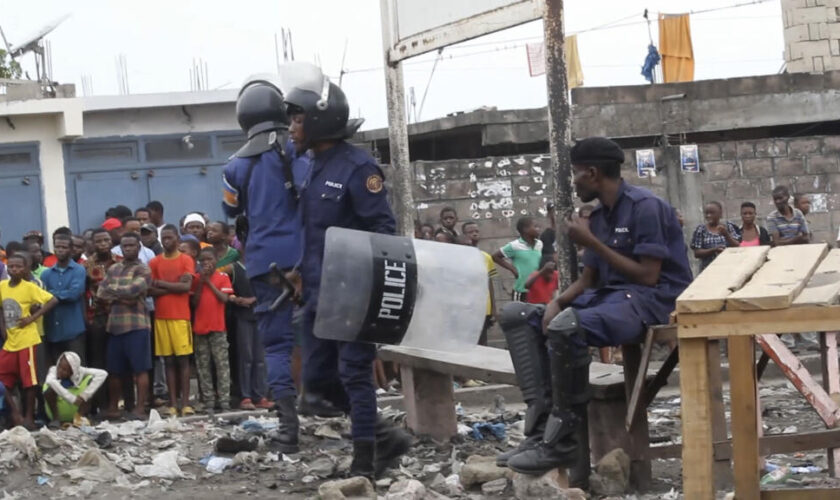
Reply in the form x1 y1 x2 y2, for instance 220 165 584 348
97 261 151 335
766 208 809 241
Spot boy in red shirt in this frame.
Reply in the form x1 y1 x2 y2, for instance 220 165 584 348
149 225 195 417
524 256 559 305
191 248 233 411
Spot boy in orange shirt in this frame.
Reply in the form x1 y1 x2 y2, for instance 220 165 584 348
191 248 233 411
0 253 58 427
149 225 195 416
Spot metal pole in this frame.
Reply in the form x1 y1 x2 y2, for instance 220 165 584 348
543 0 590 488
543 0 576 288
380 0 415 236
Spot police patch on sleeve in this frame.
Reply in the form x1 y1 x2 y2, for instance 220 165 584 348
366 174 384 194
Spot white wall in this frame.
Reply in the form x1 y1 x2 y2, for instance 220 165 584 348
0 93 240 245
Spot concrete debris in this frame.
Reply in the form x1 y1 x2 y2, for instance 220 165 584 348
458 455 511 488
512 470 586 500
590 448 631 495
480 477 508 495
385 478 426 500
317 476 376 500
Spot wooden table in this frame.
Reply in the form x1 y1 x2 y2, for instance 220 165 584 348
676 244 840 499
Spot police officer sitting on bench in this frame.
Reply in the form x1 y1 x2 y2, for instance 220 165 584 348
497 137 692 477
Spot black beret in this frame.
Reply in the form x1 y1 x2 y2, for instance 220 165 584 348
570 137 624 164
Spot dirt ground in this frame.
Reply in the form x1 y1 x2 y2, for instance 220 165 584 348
0 379 838 500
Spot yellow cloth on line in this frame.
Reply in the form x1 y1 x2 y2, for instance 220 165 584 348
658 14 694 83
566 34 583 89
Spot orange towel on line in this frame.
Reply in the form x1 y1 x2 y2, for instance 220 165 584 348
658 13 694 83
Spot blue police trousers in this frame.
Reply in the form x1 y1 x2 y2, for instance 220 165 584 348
302 305 377 440
251 277 296 400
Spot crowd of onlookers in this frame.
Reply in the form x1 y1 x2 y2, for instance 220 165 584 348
0 185 826 428
0 201 271 429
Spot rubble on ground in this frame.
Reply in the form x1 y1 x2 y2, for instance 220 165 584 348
0 381 838 499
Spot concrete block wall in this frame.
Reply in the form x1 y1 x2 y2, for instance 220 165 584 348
624 135 840 246
782 0 840 73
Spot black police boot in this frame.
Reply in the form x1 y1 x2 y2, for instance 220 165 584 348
374 419 411 476
507 308 590 475
496 302 551 467
298 390 347 418
270 396 299 453
349 439 375 480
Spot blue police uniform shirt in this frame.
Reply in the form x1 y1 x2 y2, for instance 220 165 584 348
580 181 692 325
222 146 309 278
301 141 396 299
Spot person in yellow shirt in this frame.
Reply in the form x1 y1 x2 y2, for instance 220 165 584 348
0 253 57 428
462 222 498 346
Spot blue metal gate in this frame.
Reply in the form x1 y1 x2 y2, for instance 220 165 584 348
0 143 45 245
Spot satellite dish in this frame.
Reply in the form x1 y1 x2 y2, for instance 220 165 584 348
9 13 70 58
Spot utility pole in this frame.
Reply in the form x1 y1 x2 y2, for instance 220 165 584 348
543 0 590 488
380 0 415 236
543 0 576 289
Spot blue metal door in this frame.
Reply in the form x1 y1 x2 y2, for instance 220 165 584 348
147 165 226 225
0 175 44 245
0 144 44 245
69 171 149 231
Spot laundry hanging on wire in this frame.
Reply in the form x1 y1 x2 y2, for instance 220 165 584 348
525 34 583 88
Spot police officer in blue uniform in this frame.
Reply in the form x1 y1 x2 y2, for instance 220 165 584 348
222 74 305 453
498 137 692 476
282 63 409 479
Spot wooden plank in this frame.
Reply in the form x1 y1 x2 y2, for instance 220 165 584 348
643 346 678 408
676 246 769 313
648 428 840 460
729 336 761 500
678 306 840 339
756 334 840 427
621 345 651 490
820 332 840 477
678 337 715 500
793 249 840 306
400 366 457 440
708 340 734 489
625 328 655 431
379 345 633 398
760 489 840 500
727 244 828 311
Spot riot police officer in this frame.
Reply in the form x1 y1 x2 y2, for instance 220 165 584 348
222 74 305 453
281 62 410 478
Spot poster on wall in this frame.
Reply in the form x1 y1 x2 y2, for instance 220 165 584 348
680 144 700 173
635 149 656 178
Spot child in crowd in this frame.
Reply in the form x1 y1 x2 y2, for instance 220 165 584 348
191 248 232 411
43 351 107 427
229 253 273 410
525 255 559 305
179 238 201 271
0 253 58 428
493 216 543 302
149 225 195 417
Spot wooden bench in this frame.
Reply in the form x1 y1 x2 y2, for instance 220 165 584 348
379 342 670 489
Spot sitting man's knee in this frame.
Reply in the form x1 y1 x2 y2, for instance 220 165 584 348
499 302 543 331
545 308 581 339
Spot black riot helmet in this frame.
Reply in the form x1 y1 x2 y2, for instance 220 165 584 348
234 74 289 158
280 62 363 145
